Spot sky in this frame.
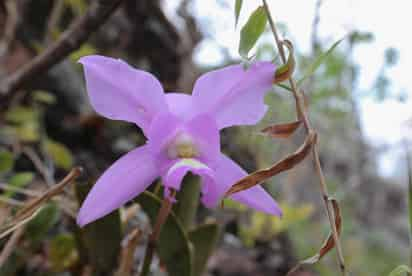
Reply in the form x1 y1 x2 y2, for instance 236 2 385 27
165 0 412 178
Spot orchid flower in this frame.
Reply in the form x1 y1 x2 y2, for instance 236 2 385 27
76 55 282 227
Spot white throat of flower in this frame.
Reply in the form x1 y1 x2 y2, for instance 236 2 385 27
167 132 198 159
167 158 208 174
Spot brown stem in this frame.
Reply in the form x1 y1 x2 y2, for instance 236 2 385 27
139 190 176 276
0 0 123 98
262 0 347 274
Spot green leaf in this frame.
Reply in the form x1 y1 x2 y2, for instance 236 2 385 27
234 0 243 27
275 83 293 92
75 182 121 274
26 202 60 242
238 6 267 58
388 265 412 276
297 38 344 86
173 174 201 230
136 191 192 276
0 150 14 173
44 139 74 169
4 172 34 198
66 0 87 15
17 122 40 142
32 90 56 105
5 106 38 124
49 233 78 272
70 43 97 62
189 223 220 276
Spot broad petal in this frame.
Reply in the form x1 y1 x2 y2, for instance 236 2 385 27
212 154 282 216
192 62 275 129
79 55 168 133
77 145 159 227
165 93 194 121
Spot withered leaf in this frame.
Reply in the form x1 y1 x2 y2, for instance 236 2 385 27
286 198 342 275
261 120 301 138
273 40 295 83
224 132 316 197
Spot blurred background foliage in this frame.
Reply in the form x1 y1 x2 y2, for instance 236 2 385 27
0 0 409 275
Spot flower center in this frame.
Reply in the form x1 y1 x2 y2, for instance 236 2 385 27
167 132 198 159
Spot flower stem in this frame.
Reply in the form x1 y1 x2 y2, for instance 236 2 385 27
139 190 176 276
261 1 347 275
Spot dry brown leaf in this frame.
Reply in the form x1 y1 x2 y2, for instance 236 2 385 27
224 132 316 197
286 198 342 275
273 40 295 83
261 120 301 138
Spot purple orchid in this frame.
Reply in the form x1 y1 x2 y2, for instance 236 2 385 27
76 55 282 227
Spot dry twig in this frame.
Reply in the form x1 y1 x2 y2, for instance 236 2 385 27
0 225 25 267
0 167 82 239
0 0 124 97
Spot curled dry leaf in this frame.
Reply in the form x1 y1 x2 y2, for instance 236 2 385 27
224 132 316 197
273 40 295 83
286 198 342 276
0 167 82 239
261 120 301 138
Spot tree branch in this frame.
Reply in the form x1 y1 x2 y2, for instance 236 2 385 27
0 0 123 97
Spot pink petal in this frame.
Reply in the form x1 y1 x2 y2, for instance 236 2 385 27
213 154 282 216
146 112 181 159
192 62 275 129
79 55 168 134
165 93 194 121
77 145 159 227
